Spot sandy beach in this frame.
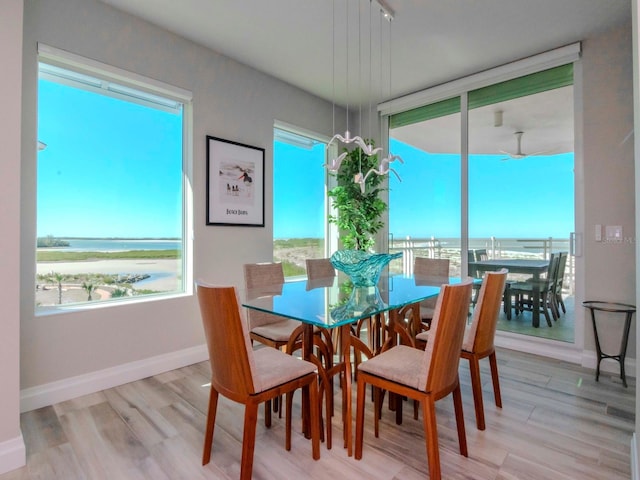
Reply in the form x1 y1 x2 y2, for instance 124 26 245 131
37 259 181 292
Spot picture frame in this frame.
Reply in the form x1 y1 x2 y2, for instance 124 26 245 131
206 136 265 227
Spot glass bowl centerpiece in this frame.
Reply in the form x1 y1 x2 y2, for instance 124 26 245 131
330 250 402 287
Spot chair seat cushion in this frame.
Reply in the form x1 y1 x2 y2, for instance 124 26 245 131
416 330 430 343
418 325 474 350
253 347 316 392
357 345 424 391
250 319 300 342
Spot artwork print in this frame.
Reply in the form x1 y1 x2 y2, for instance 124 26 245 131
206 136 265 226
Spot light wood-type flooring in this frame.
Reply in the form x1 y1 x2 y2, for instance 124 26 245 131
2 348 634 479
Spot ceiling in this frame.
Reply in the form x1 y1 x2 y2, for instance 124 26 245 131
100 0 630 107
99 0 629 154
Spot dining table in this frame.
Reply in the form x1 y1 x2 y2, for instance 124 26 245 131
469 258 549 327
242 273 468 456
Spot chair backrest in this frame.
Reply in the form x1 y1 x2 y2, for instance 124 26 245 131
418 279 473 393
462 269 508 353
414 257 450 309
543 253 560 293
475 249 489 261
554 251 568 294
305 258 336 280
468 250 479 278
243 263 285 329
196 283 258 401
414 257 450 277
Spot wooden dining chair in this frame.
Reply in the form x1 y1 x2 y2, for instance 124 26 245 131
196 283 320 480
244 262 317 423
243 262 300 350
355 279 473 480
412 257 450 329
305 258 336 279
460 268 508 430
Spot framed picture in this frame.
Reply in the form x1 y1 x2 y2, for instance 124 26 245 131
206 136 265 227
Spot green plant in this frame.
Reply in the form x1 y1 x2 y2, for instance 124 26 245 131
48 271 65 304
81 281 96 301
328 143 387 251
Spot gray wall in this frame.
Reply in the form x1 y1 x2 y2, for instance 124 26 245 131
19 0 345 390
582 21 636 360
0 0 25 473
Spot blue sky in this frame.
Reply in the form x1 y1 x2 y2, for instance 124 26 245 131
273 141 327 238
388 139 575 238
39 75 573 241
273 137 574 240
37 79 183 238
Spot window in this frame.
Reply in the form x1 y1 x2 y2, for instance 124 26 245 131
273 126 330 277
36 46 191 310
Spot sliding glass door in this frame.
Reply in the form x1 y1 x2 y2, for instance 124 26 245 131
388 64 575 343
388 98 462 276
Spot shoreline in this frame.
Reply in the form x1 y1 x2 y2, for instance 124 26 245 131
36 258 181 292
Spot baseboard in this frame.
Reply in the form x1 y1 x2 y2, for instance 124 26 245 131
632 433 639 480
0 434 25 475
20 344 208 412
495 332 636 379
581 349 636 378
495 332 583 364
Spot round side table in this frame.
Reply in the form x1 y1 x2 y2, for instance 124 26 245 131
582 301 636 387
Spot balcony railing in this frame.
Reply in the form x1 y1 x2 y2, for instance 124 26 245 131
390 235 574 295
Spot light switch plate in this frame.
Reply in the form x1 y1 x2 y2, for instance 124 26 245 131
595 224 602 242
605 225 622 241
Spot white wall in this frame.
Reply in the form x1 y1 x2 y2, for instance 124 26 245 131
0 0 26 473
19 0 345 403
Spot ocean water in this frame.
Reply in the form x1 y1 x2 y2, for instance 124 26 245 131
46 238 181 252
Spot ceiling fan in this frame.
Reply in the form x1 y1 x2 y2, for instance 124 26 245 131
499 131 553 160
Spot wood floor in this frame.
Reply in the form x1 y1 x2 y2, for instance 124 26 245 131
2 348 634 479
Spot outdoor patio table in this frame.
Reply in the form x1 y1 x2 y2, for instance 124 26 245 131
469 258 549 327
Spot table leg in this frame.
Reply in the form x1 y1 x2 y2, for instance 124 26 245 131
618 312 633 388
301 323 314 438
532 274 540 328
341 324 353 456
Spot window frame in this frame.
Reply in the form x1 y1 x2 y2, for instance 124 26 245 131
272 121 337 271
35 44 193 314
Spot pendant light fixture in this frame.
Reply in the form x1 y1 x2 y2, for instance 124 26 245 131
326 0 403 193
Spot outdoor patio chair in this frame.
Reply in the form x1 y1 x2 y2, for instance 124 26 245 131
553 251 569 315
509 253 559 327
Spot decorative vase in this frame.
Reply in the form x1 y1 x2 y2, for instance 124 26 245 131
330 250 403 287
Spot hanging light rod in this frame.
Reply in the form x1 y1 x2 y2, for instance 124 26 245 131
374 0 395 21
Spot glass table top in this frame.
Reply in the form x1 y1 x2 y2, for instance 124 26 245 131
242 274 470 329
